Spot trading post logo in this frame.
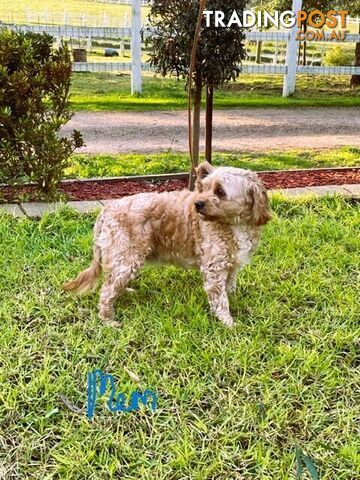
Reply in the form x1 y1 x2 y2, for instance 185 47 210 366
203 9 350 42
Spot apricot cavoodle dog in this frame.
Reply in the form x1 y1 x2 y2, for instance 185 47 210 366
64 162 271 327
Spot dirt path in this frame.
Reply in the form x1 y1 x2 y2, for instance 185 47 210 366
63 107 360 154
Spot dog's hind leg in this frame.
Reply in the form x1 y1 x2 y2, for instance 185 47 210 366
226 268 238 295
202 267 234 328
99 256 145 327
63 211 105 294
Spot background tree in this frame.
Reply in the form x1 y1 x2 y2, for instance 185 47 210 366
345 0 360 87
266 0 332 65
145 0 246 186
0 29 83 197
263 0 359 84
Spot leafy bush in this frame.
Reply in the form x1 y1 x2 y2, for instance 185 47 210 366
0 29 83 196
324 45 354 67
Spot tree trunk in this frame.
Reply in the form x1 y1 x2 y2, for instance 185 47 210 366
188 71 202 190
255 41 262 64
303 23 307 66
350 25 360 88
298 22 306 66
205 84 213 164
72 48 87 62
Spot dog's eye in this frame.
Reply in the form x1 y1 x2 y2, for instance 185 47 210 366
215 187 226 197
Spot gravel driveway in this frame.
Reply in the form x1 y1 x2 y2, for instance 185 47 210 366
62 107 360 154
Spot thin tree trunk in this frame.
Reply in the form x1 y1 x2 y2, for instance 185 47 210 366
303 23 307 66
188 71 202 190
255 41 262 63
350 24 360 88
192 76 202 172
298 21 306 65
205 84 213 164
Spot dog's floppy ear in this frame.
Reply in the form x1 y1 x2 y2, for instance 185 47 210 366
247 182 272 226
195 161 214 192
196 161 214 180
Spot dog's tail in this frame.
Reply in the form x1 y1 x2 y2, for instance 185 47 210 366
63 213 104 294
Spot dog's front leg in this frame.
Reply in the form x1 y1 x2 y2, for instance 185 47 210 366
202 266 234 328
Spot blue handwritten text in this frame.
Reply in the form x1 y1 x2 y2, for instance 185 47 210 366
87 369 157 419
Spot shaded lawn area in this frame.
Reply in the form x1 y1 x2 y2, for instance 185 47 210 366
70 73 360 111
66 147 360 179
0 196 359 479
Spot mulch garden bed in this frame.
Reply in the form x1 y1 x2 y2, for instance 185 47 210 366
1 168 359 203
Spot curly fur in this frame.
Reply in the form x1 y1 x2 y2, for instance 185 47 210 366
63 163 271 328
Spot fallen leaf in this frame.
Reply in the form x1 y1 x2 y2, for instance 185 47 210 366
124 367 140 383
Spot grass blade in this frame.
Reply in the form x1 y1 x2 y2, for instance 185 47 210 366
295 446 304 479
302 454 319 480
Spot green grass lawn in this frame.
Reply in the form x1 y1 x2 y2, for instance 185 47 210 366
66 147 360 179
70 73 360 111
1 196 359 479
0 0 148 26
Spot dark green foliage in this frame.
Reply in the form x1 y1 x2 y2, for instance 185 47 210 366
344 0 360 16
144 0 247 88
0 29 83 196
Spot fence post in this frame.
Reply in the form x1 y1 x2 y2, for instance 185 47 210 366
131 0 142 95
283 0 302 97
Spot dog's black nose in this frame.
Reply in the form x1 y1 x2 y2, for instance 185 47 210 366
195 201 205 211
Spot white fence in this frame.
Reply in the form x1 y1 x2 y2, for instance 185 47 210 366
7 24 360 44
0 11 132 29
6 24 132 38
3 0 360 96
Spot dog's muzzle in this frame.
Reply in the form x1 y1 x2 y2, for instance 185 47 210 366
194 201 205 212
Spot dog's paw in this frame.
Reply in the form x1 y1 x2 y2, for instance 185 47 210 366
220 315 235 328
102 318 121 328
99 308 121 328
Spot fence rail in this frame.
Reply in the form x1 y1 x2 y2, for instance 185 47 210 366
246 31 360 43
297 65 360 75
72 62 360 76
5 23 360 43
3 23 132 39
71 62 246 73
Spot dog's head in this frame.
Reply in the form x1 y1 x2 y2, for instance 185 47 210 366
194 161 272 227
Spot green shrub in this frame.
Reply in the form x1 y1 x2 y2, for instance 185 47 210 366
324 45 353 67
0 29 83 197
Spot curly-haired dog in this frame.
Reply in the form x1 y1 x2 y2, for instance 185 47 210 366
63 162 271 327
